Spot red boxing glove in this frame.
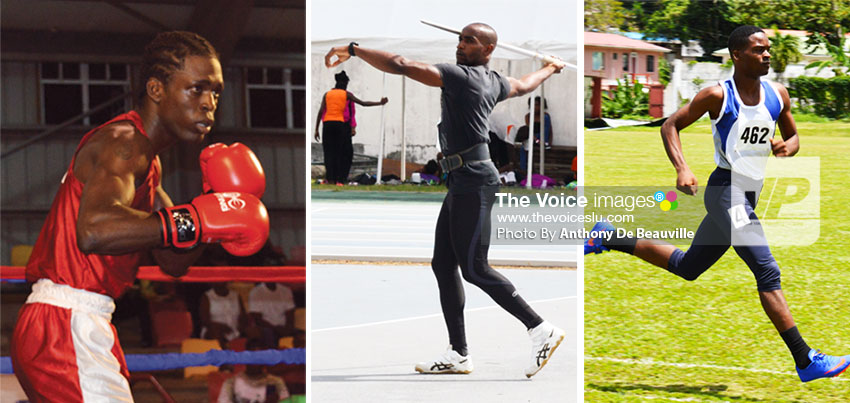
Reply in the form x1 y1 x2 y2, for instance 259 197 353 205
200 143 266 198
158 192 270 256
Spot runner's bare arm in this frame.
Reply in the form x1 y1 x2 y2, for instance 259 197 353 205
771 83 799 157
660 85 724 195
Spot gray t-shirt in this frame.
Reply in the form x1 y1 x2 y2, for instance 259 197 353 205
435 63 511 191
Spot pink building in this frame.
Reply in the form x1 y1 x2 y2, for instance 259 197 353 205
584 32 671 118
585 31 670 86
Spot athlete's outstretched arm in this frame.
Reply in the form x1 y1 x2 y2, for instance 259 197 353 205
325 45 443 87
660 85 723 195
347 92 388 107
150 185 203 277
505 61 564 99
75 125 165 254
771 83 799 157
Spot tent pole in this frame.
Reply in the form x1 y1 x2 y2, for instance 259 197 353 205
376 72 387 184
401 76 407 181
539 82 545 177
525 87 536 189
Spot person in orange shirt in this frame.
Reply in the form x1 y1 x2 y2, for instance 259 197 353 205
314 71 387 184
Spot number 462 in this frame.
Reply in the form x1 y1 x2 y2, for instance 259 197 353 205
741 126 769 144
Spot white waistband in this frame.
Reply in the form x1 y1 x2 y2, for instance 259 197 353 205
26 279 115 316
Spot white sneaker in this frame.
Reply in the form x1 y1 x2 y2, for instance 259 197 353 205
415 347 474 374
525 321 565 378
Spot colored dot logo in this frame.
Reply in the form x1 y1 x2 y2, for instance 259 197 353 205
654 190 678 211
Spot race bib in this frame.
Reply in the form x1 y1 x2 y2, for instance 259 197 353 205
729 120 774 179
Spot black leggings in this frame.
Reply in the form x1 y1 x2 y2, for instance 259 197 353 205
667 168 781 291
321 121 353 184
431 186 543 352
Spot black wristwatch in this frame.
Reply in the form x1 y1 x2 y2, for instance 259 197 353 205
348 42 359 57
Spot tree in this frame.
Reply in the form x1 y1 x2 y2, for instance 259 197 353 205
658 58 672 86
805 35 850 76
726 0 850 46
585 0 627 31
619 0 850 59
625 0 738 61
768 29 803 82
642 0 689 39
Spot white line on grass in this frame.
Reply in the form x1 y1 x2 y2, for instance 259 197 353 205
633 395 713 402
585 356 850 382
314 296 577 333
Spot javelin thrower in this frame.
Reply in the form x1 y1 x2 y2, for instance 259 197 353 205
325 22 566 377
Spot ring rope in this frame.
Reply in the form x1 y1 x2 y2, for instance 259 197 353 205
0 348 305 374
0 265 305 283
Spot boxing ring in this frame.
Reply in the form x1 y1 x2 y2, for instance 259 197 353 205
0 265 305 401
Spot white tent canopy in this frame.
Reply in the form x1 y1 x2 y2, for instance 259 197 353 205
311 37 576 63
311 38 577 183
311 0 578 43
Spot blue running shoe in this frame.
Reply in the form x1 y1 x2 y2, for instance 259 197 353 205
584 220 615 255
797 349 850 382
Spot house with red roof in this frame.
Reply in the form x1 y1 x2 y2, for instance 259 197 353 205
585 31 671 118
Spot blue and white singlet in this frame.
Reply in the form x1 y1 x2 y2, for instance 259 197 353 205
711 78 783 180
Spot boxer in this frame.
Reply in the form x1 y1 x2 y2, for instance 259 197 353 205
11 31 269 402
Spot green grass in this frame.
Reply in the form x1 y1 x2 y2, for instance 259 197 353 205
312 182 448 193
584 120 850 402
791 112 850 124
311 181 564 196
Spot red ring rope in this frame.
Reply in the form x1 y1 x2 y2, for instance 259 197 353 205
0 266 305 283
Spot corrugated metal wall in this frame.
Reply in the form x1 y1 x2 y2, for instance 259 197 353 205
1 62 40 126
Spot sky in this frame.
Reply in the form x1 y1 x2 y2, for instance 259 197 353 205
310 0 579 45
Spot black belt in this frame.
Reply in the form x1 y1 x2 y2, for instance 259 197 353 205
438 143 491 173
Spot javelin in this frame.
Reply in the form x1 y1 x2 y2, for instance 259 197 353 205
420 20 577 70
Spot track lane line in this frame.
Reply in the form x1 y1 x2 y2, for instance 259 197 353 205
314 296 577 333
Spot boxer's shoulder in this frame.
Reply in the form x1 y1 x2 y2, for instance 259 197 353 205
74 121 154 181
